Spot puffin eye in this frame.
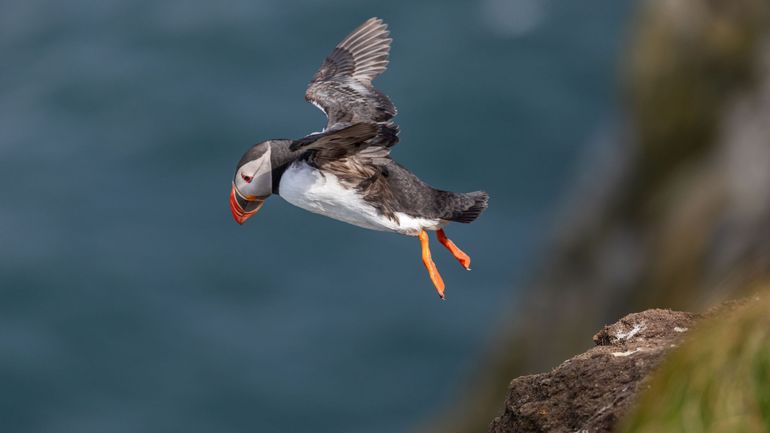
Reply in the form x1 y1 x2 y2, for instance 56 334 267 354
241 173 253 183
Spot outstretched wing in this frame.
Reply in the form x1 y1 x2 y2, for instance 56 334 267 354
297 18 403 219
306 17 398 134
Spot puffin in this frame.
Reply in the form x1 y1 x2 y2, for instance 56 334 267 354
229 17 489 298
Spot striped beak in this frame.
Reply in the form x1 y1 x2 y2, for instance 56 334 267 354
230 184 266 225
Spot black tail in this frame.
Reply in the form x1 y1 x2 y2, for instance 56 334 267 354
447 191 489 223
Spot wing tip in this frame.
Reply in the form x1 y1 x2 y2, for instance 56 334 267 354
339 17 391 49
364 17 387 28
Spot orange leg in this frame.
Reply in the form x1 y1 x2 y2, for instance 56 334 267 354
436 229 471 270
419 229 446 299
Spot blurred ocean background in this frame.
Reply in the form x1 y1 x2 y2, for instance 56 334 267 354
0 1 632 432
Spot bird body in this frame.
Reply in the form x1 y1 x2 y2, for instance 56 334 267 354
280 160 444 236
229 18 489 298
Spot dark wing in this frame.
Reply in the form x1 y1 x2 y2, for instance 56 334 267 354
291 121 398 160
290 123 379 156
306 18 398 136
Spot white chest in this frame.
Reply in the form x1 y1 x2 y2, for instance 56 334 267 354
278 161 441 235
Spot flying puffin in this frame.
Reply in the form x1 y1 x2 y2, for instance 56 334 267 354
229 17 489 298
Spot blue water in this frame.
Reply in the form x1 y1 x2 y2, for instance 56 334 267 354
0 1 631 432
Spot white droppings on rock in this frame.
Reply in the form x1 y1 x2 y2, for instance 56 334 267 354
612 349 641 357
674 326 688 333
615 323 645 341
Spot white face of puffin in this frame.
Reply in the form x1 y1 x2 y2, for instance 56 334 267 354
230 143 272 224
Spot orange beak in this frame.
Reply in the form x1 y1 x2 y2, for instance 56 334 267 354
230 185 265 225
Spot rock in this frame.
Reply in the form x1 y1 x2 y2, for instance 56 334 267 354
489 309 699 433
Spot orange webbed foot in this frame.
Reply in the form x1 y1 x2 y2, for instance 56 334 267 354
436 229 471 270
419 229 445 299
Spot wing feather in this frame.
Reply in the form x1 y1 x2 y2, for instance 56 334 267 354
305 17 399 147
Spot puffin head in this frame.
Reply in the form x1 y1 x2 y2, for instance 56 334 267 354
230 141 273 224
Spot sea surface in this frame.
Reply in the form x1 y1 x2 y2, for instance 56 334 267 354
0 1 632 432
